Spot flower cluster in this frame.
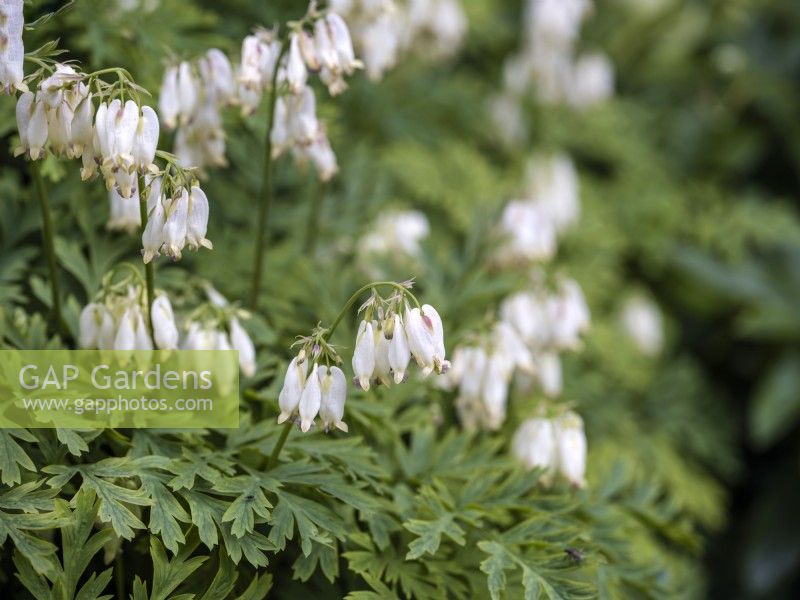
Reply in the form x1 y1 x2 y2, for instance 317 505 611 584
497 154 580 265
79 285 177 351
329 0 467 81
352 303 448 391
278 355 348 433
0 0 24 94
80 281 256 377
15 63 160 200
490 0 614 144
159 50 236 169
445 154 589 431
181 286 256 377
158 5 360 181
141 175 212 263
277 284 448 433
512 411 587 487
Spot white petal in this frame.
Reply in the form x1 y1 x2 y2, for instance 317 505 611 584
299 364 322 432
352 320 375 390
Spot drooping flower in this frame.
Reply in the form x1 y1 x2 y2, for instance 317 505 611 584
554 411 587 487
299 363 322 432
145 184 212 263
230 317 257 377
278 355 307 424
14 91 48 160
319 365 348 432
151 294 179 350
387 314 410 384
358 209 430 258
512 417 558 481
352 319 376 390
106 181 141 233
620 294 664 356
79 303 109 349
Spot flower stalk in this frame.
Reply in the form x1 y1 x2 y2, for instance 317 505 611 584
31 161 67 336
249 39 290 309
138 174 155 339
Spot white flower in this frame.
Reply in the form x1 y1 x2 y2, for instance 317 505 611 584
422 304 449 373
548 278 590 351
159 66 180 129
0 0 25 94
95 99 142 197
79 303 108 349
186 186 212 251
141 178 166 263
278 356 307 424
215 329 232 351
230 317 257 377
481 352 511 430
387 314 410 384
198 48 236 105
299 364 322 432
621 295 664 356
301 128 339 181
404 306 435 375
298 30 320 70
555 411 587 487
358 210 430 258
97 307 116 350
113 308 137 351
524 154 580 235
568 52 614 108
372 321 392 386
70 93 95 159
319 365 348 432
14 91 48 160
177 62 199 123
285 33 308 94
151 294 179 350
133 308 153 350
132 105 159 173
107 181 141 233
326 13 360 74
493 322 535 373
535 351 562 397
183 321 217 350
158 185 213 261
456 346 487 401
352 319 375 390
512 417 558 480
498 200 557 264
500 291 550 349
162 188 190 260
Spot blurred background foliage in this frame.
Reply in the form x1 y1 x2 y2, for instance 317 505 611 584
1 0 799 598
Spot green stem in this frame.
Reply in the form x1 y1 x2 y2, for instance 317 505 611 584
327 281 420 340
115 551 125 599
31 161 67 336
249 40 290 309
266 420 293 469
303 181 324 253
138 175 155 339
